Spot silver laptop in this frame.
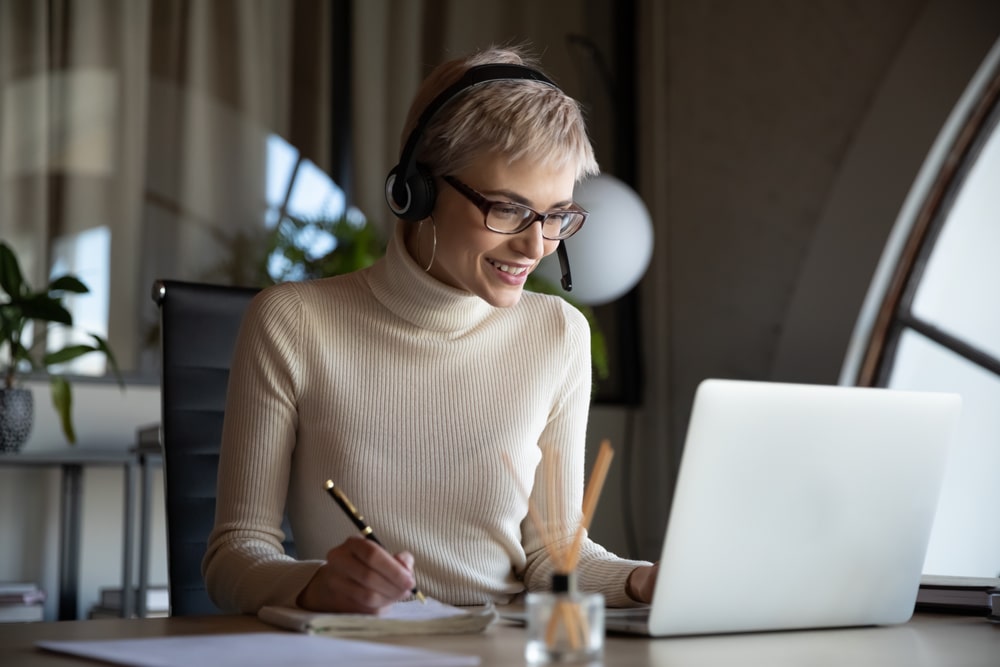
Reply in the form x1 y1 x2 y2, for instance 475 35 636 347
607 379 962 637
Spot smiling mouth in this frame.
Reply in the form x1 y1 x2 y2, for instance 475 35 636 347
487 259 529 276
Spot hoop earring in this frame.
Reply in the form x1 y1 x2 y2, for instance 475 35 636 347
418 217 437 273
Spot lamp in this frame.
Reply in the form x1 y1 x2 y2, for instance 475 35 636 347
536 173 654 306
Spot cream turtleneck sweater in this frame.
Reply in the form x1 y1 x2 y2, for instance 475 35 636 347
203 223 648 613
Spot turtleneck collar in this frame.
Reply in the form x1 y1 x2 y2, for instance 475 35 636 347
366 221 495 334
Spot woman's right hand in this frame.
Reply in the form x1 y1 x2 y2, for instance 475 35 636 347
296 536 418 614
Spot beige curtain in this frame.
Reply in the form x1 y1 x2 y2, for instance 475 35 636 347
348 0 595 236
0 0 332 371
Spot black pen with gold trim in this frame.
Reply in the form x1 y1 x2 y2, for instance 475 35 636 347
324 480 427 603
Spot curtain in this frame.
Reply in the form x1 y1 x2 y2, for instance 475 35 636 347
0 0 332 372
348 0 594 236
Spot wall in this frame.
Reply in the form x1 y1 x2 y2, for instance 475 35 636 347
630 0 1000 559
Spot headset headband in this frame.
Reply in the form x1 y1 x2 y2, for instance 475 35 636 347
384 62 573 291
389 63 557 210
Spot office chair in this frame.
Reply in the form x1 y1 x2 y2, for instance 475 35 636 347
152 279 295 616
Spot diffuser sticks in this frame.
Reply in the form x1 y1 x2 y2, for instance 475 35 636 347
505 439 615 663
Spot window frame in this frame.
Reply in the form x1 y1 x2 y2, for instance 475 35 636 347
850 62 1000 387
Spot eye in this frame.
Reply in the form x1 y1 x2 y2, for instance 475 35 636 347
492 203 526 220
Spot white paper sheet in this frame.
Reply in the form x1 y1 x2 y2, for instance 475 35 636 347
37 632 480 667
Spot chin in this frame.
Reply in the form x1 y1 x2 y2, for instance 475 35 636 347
481 287 524 308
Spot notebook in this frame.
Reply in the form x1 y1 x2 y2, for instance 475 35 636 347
607 379 962 637
258 598 497 637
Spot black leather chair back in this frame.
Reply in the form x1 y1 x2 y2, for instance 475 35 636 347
153 279 294 616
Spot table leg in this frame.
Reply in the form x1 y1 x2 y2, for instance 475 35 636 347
58 464 83 620
121 460 136 618
138 453 154 617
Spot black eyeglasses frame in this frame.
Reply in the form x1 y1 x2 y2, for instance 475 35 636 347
442 175 588 241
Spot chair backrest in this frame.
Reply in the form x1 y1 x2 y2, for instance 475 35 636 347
152 279 295 616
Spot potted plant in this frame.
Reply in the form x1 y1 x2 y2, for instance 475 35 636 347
0 241 122 452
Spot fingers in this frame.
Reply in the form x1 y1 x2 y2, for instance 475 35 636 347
299 537 416 614
625 564 659 603
342 538 416 596
396 550 415 571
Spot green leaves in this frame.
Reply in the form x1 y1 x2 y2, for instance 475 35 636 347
15 294 73 325
48 275 89 294
266 215 383 283
0 242 25 299
0 240 121 443
49 376 75 444
524 273 610 386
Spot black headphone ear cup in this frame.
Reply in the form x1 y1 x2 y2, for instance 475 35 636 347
399 163 437 222
384 166 409 217
385 163 436 222
387 65 557 222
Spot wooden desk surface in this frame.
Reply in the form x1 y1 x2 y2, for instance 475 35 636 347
0 612 997 666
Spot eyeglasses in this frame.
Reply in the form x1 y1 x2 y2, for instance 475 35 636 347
442 175 588 240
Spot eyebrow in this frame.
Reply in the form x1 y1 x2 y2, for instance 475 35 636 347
482 187 575 211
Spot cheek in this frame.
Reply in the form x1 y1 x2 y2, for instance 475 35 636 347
437 222 492 263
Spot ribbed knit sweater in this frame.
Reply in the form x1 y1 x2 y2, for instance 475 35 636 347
203 222 648 613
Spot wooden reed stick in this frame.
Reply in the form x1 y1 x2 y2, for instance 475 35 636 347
564 439 614 572
500 453 562 565
546 449 567 566
542 439 615 651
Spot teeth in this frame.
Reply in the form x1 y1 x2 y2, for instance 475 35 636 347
491 260 527 276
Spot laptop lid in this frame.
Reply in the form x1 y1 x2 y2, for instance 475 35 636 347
614 379 961 637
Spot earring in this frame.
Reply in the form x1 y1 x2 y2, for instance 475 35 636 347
418 217 437 272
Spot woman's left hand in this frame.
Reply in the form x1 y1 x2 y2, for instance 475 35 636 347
625 563 659 603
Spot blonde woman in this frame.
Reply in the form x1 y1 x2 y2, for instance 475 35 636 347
204 45 658 615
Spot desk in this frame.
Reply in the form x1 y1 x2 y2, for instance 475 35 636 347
0 450 137 620
0 613 997 666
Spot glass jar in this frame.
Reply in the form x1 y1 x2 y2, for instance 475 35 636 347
525 574 604 665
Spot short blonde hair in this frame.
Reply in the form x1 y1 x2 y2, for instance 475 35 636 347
400 46 600 181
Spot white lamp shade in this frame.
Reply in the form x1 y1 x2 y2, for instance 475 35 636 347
536 173 654 305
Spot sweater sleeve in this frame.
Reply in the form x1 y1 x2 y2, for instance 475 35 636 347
202 285 323 613
519 299 650 607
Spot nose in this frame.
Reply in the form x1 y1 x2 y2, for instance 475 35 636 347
512 219 546 259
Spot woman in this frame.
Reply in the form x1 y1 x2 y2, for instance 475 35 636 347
203 45 658 615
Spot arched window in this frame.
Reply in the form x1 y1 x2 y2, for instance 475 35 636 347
841 40 1000 578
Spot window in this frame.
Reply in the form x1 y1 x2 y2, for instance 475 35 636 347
0 0 352 378
843 43 1000 577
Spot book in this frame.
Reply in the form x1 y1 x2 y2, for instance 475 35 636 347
258 598 497 638
0 603 44 622
89 605 169 619
0 582 45 606
917 575 1000 613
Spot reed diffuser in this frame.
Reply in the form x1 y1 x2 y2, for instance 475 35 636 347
506 439 615 665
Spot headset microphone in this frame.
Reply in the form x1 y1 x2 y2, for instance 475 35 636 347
557 241 572 291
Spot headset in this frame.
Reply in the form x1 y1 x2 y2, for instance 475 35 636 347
384 63 575 291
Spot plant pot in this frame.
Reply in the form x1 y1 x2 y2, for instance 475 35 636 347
0 387 34 453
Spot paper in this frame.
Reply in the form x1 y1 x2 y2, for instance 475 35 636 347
37 632 480 667
258 598 497 637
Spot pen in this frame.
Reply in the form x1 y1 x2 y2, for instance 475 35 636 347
324 480 426 603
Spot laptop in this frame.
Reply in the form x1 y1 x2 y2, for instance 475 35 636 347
606 378 962 637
